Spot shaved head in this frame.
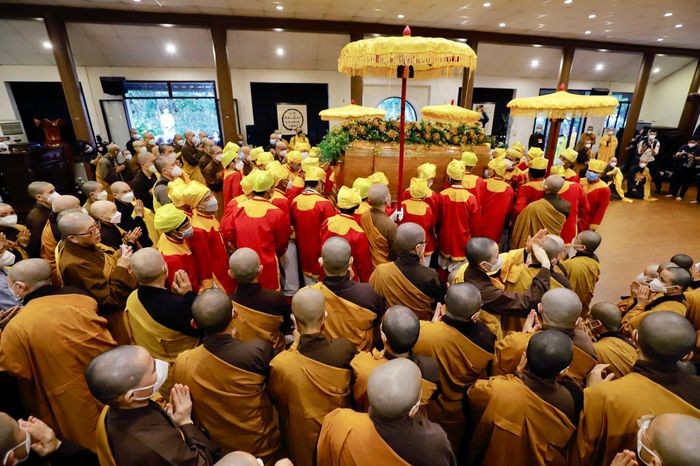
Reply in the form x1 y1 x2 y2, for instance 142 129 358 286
663 267 692 291
110 181 131 196
90 200 116 220
58 212 94 237
638 311 695 364
395 222 426 254
577 230 601 253
321 237 352 276
669 254 693 272
644 264 660 279
541 288 582 329
291 287 325 329
367 184 389 207
445 283 482 320
368 358 421 420
82 180 102 195
543 175 565 194
27 181 53 198
590 302 622 332
192 289 233 334
646 413 700 466
85 346 151 404
130 248 166 283
51 194 80 213
214 451 259 466
381 305 420 354
228 248 260 284
526 330 573 379
466 237 499 266
8 258 52 291
0 413 22 462
542 235 565 262
658 262 679 274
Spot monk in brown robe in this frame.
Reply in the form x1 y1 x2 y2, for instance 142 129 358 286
1 259 116 451
571 312 700 466
316 236 385 350
589 303 637 379
370 223 444 321
39 195 81 284
318 358 455 466
510 175 570 250
468 330 584 466
560 230 602 316
494 288 598 386
230 248 291 354
620 413 700 466
413 283 495 456
267 287 355 466
25 181 56 258
86 345 215 466
360 184 397 267
172 289 280 463
351 305 440 412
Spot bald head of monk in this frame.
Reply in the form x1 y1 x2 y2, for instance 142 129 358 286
7 258 52 301
368 358 422 421
636 311 695 365
590 302 623 333
291 286 326 333
542 234 565 265
540 288 582 330
82 180 106 202
213 451 259 466
542 175 565 195
526 330 573 379
657 262 678 274
228 247 261 284
395 222 427 257
90 200 118 224
110 181 134 204
669 254 693 272
320 236 352 277
445 283 482 321
642 413 700 466
85 345 159 408
367 184 389 208
657 267 692 296
130 247 167 285
192 288 233 335
50 194 80 213
466 237 500 274
58 212 101 246
575 230 602 254
0 412 29 465
381 305 420 356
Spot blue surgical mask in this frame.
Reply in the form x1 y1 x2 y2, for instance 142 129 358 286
202 197 218 213
586 171 599 183
181 226 194 238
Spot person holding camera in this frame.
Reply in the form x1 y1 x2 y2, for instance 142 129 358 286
667 137 699 202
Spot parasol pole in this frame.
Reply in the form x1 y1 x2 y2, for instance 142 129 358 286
397 25 412 199
544 83 567 175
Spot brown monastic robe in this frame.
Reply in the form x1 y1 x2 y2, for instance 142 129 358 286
685 287 700 362
561 255 600 316
370 262 434 321
312 282 376 351
232 301 286 354
510 198 566 250
360 209 390 268
592 335 637 379
621 298 688 334
501 265 566 333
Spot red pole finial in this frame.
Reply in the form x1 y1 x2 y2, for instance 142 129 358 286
403 25 411 36
558 83 567 91
450 99 454 105
351 99 356 105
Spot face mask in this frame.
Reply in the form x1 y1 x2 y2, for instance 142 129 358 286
610 160 617 167
504 159 514 169
148 164 158 174
587 130 593 134
180 226 194 238
2 427 30 465
536 128 542 132
301 151 309 159
648 135 656 140
270 139 277 145
0 214 18 225
46 191 60 204
202 197 218 213
235 161 244 171
639 163 647 169
84 145 94 154
608 131 614 135
120 192 135 203
636 273 652 285
110 212 122 224
554 158 564 166
131 133 140 140
567 245 577 259
0 250 16 268
124 153 132 161
585 143 592 149
585 171 599 183
688 143 696 148
147 139 156 146
174 139 184 146
648 278 671 294
214 154 223 162
139 146 148 154
170 165 183 178
95 191 108 201
279 150 287 157
128 359 169 401
116 154 125 164
482 256 504 274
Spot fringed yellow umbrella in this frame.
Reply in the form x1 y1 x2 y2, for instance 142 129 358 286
507 85 619 172
338 26 477 193
319 102 387 121
421 100 481 124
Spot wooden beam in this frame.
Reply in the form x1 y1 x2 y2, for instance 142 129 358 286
210 22 237 143
464 40 479 108
349 32 363 105
677 59 700 139
43 13 94 144
0 4 698 58
619 52 655 163
558 46 575 88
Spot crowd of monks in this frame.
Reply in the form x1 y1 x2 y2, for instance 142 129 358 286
0 131 699 466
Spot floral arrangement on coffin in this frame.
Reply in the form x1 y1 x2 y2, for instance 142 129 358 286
318 117 492 164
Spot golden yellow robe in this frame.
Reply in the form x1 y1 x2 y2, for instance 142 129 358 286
369 262 434 321
468 375 576 466
596 135 618 163
268 348 352 466
510 198 566 250
232 301 285 354
360 210 390 268
592 336 637 379
571 372 700 466
95 407 116 466
40 221 60 285
316 409 411 466
561 255 600 316
171 345 281 462
501 265 565 333
312 283 376 351
621 298 688 334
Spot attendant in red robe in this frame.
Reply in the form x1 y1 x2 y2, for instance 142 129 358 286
461 151 486 203
400 177 437 266
269 161 299 295
550 165 590 244
320 186 373 282
478 158 515 243
291 166 336 284
558 147 581 182
437 160 480 272
220 174 253 247
578 159 611 232
284 150 305 202
398 163 439 216
153 204 201 292
503 148 526 189
512 156 547 219
221 146 243 209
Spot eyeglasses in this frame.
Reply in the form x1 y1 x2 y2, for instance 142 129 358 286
72 221 100 236
637 415 660 465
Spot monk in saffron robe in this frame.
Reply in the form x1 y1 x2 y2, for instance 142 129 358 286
360 183 397 268
291 166 336 284
558 147 582 182
578 159 611 231
351 177 372 223
511 155 546 219
511 174 570 249
398 163 440 215
1 259 116 451
549 165 589 243
399 178 437 267
318 359 455 466
571 312 700 466
560 230 602 316
154 204 202 292
172 289 280 463
461 151 486 202
468 331 584 466
320 187 373 283
413 283 495 455
477 158 514 243
589 303 637 379
40 195 81 284
267 287 355 466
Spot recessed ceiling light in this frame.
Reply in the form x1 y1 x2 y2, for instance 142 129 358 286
657 53 665 57
653 67 660 74
42 41 52 49
604 29 611 32
276 5 284 10
457 38 467 42
160 24 174 28
532 44 543 47
598 48 609 52
675 24 683 28
588 14 596 19
656 38 663 42
584 30 592 34
530 59 539 68
498 22 506 27
373 8 381 11
483 2 491 7
664 12 672 17
165 43 176 54
564 0 573 4
595 63 604 71
397 14 404 19
276 47 285 56
273 28 284 32
372 33 381 37
133 0 141 2
33 17 44 21
537 23 545 28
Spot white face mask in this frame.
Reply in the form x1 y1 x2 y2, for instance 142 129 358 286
482 255 504 274
202 197 218 213
279 150 287 157
94 191 108 201
110 212 122 224
235 161 244 171
554 158 564 166
214 154 223 162
2 427 30 465
147 139 156 146
688 143 697 148
0 249 16 268
567 244 578 258
174 139 184 146
127 359 169 401
120 192 135 204
585 143 591 149
610 160 618 167
0 214 18 225
46 191 60 204
148 164 158 175
639 163 647 169
180 226 194 238
648 278 670 294
636 273 653 285
648 135 656 140
608 131 614 135
587 130 593 134
269 139 277 145
170 165 183 178
536 128 543 133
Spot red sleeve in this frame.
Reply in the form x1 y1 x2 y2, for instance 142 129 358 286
589 187 610 228
512 186 529 218
398 189 409 205
219 207 237 246
577 186 590 231
354 232 373 283
190 229 214 282
273 210 290 257
321 200 337 221
468 194 481 240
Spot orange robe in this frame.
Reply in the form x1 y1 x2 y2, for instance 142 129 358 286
232 300 286 354
320 213 372 283
0 293 116 451
437 185 480 262
352 201 370 224
620 297 688 334
191 211 236 293
510 198 566 249
399 197 437 256
157 233 201 292
561 255 600 316
592 335 637 379
557 181 589 244
477 177 514 243
40 220 60 284
685 287 700 363
223 168 243 209
578 179 610 231
312 282 376 351
500 265 566 333
359 209 392 268
512 180 544 219
369 262 434 321
291 190 336 280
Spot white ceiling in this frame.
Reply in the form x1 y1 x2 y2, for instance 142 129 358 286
2 0 699 49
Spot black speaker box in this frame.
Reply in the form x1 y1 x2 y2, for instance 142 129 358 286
100 76 126 96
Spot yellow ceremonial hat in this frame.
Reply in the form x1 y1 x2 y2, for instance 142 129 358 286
337 186 362 209
417 162 437 180
447 159 466 181
224 142 240 153
488 157 509 178
296 142 311 152
305 165 326 182
549 165 565 176
256 152 274 167
529 157 548 170
368 171 389 186
588 159 607 173
168 179 210 208
286 150 303 164
240 174 254 195
154 204 187 232
222 149 237 168
493 148 507 159
352 177 371 199
560 147 578 164
267 161 289 184
301 156 320 171
249 147 264 161
250 169 274 192
505 148 523 160
512 142 526 155
409 177 429 199
528 147 544 159
461 151 478 167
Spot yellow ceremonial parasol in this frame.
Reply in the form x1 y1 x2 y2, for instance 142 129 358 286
319 101 387 121
507 85 619 172
421 100 481 124
338 26 477 192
